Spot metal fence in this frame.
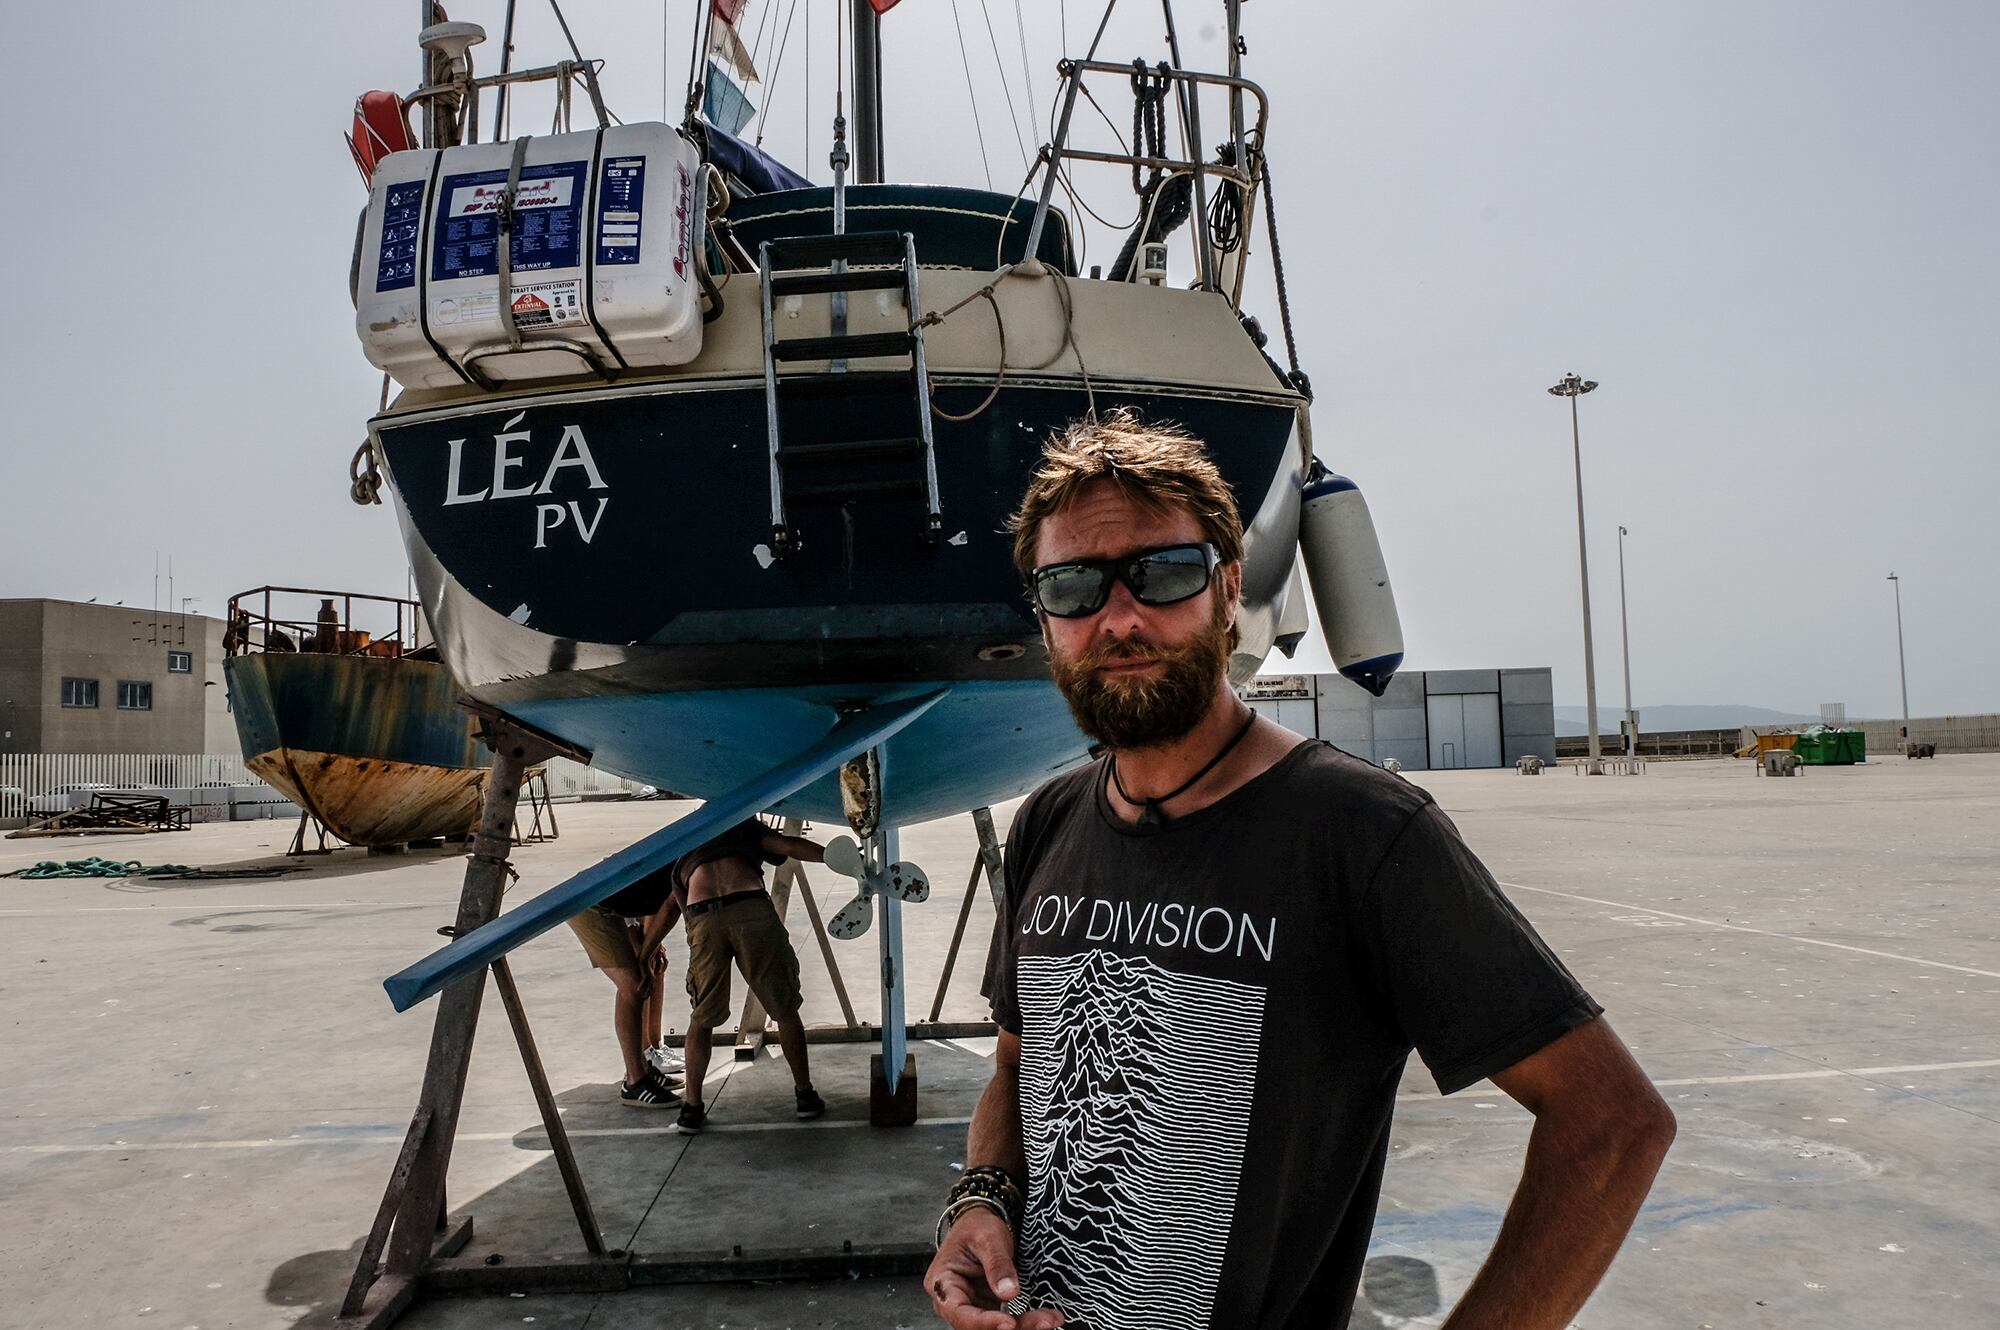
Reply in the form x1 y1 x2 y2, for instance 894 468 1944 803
0 753 259 824
1556 728 1740 761
1846 714 2000 756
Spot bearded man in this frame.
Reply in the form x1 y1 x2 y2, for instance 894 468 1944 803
924 412 1675 1330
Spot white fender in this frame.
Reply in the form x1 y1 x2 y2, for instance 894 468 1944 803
1299 463 1404 696
1273 559 1310 659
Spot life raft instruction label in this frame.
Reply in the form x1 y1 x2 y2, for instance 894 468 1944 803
432 161 588 281
375 180 425 292
596 156 647 266
431 278 586 329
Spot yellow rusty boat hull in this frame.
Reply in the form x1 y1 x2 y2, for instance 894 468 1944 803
225 652 494 847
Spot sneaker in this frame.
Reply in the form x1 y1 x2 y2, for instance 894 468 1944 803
646 1043 684 1076
795 1086 826 1121
619 1074 681 1109
677 1101 708 1135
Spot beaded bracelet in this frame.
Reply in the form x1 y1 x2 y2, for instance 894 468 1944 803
933 1194 1011 1249
934 1164 1026 1248
950 1165 1024 1223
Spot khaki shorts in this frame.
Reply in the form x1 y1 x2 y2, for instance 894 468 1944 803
568 904 639 971
684 892 803 1028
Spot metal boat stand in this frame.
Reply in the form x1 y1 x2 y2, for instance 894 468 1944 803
334 720 939 1328
287 808 336 857
512 766 560 843
334 713 600 1328
928 806 1008 1021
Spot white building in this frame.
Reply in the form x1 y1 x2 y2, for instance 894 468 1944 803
1242 668 1557 771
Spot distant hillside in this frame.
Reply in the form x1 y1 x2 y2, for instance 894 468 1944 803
1554 704 1820 736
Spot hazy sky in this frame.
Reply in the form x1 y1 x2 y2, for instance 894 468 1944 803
3 1 1993 718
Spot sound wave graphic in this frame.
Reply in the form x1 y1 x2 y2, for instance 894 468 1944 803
1015 949 1267 1329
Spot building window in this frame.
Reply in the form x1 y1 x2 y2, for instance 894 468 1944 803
61 677 99 708
167 651 193 674
117 681 153 711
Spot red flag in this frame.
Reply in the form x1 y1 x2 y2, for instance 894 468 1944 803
868 0 902 13
711 0 748 24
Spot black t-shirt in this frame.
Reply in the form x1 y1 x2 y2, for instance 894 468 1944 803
983 741 1601 1330
601 862 679 919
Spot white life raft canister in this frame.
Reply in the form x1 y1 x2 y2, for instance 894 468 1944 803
355 122 706 389
1298 462 1404 696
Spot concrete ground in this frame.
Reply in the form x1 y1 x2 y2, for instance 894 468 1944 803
3 753 1996 1329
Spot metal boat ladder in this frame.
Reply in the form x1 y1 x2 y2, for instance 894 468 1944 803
758 231 941 559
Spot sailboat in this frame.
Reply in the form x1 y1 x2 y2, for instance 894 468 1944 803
353 1 1404 1084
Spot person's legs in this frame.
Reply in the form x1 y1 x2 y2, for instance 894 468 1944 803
730 897 814 1095
680 908 733 1120
683 1023 712 1107
772 1010 812 1089
606 965 650 1087
568 907 656 1092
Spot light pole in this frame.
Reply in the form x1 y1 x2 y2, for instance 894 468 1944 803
1548 373 1603 774
1887 573 1910 753
1617 525 1636 756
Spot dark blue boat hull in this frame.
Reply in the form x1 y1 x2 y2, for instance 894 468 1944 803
376 378 1301 823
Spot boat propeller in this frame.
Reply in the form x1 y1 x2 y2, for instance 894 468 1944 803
827 892 874 940
823 834 865 880
820 834 929 938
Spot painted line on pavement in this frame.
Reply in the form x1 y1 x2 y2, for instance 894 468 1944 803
12 1058 1993 1156
1499 881 2000 980
3 1114 978 1155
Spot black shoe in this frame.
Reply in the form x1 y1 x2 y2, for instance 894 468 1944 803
795 1086 826 1120
619 1074 681 1109
677 1101 708 1135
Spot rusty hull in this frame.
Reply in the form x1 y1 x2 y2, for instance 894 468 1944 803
225 652 494 847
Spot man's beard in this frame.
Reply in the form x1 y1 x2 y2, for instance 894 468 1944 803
1047 604 1233 751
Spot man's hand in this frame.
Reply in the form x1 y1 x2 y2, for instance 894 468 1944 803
924 1208 1063 1330
634 947 667 999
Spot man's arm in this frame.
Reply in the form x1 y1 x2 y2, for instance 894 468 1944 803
924 1032 1063 1330
760 830 825 864
1440 1017 1675 1330
632 893 683 996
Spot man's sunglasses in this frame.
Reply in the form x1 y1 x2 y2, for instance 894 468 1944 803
1029 543 1220 619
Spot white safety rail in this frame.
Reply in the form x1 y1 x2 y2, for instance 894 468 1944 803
536 755 666 802
0 753 273 826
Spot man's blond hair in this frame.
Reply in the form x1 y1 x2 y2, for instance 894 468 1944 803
1008 409 1245 584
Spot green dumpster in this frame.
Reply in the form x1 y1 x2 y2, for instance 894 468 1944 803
1791 726 1866 765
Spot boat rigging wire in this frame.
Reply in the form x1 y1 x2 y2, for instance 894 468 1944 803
493 0 519 141
755 0 801 146
975 0 1032 174
547 0 611 127
948 0 997 191
747 0 777 79
1080 0 1121 65
1011 0 1038 154
1259 152 1310 398
688 0 721 124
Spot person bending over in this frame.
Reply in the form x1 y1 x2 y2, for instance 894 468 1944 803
674 818 828 1133
565 864 684 1108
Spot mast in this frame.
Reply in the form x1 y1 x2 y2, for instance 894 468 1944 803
850 1 883 182
1225 0 1245 150
420 1 456 149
